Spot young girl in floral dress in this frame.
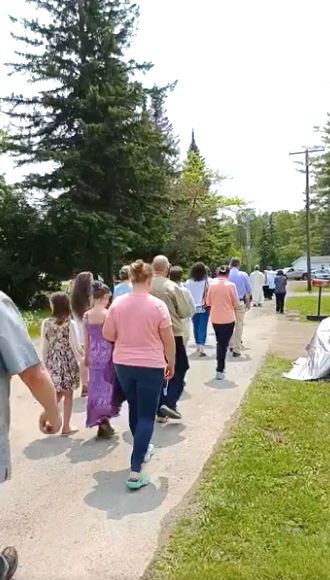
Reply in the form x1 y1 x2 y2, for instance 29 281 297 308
41 292 84 436
83 282 124 439
70 271 93 397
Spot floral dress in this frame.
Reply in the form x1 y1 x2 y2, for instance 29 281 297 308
41 318 81 393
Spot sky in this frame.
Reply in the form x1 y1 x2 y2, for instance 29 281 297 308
0 0 329 212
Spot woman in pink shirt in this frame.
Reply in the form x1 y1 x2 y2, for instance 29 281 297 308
103 260 175 490
206 266 239 380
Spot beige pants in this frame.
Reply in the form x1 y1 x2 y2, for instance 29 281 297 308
182 318 191 347
230 302 246 354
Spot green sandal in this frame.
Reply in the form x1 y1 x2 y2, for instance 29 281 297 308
126 472 149 490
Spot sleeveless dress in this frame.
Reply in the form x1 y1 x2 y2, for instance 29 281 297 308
85 314 124 427
43 318 80 392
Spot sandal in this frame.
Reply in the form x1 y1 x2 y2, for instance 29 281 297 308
126 472 149 490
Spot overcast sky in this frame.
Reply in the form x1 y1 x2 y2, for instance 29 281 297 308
1 0 329 212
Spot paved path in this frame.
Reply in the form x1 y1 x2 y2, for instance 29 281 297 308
1 307 277 580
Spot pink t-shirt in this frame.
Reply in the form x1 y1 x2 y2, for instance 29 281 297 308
104 293 172 368
206 278 239 324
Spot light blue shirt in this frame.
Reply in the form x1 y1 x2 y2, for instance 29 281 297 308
0 292 40 483
113 282 132 299
228 268 251 300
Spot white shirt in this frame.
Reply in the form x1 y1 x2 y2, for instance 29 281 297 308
266 270 276 289
184 278 212 307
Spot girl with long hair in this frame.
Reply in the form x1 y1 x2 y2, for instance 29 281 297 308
41 292 83 436
70 271 93 396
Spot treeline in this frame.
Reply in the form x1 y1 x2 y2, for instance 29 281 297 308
0 0 240 307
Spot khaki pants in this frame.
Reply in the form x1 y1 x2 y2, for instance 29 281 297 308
182 318 191 347
230 302 246 354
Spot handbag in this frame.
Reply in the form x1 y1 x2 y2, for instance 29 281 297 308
195 279 209 314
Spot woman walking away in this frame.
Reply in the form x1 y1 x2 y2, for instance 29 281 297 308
113 266 132 299
71 271 93 396
185 262 210 356
103 260 175 490
206 266 239 380
274 269 287 314
41 292 83 436
83 282 116 439
250 265 265 306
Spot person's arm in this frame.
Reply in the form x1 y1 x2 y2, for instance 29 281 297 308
82 314 90 366
205 285 212 308
0 297 61 433
40 319 49 362
244 274 251 309
174 284 194 319
69 320 84 363
183 288 195 317
158 303 176 379
231 285 240 309
103 303 117 343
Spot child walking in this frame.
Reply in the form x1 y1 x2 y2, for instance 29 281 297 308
41 292 84 436
70 271 93 397
83 282 119 439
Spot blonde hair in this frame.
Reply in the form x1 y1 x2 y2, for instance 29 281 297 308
129 260 153 284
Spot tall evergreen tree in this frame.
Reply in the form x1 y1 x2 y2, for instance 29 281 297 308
188 128 199 153
311 114 330 254
2 0 177 278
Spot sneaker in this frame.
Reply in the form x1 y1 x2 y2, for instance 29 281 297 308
155 415 169 424
160 405 182 420
0 547 18 580
216 371 225 380
232 352 241 358
144 443 155 463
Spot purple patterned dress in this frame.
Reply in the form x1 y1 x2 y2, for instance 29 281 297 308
85 315 124 427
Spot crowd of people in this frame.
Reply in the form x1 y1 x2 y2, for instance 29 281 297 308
250 265 288 314
0 254 271 578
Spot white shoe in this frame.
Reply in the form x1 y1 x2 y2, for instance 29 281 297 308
144 443 155 463
216 371 225 380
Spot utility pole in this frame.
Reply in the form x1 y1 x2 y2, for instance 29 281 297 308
289 146 323 293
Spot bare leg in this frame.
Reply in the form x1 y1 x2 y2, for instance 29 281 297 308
61 391 78 436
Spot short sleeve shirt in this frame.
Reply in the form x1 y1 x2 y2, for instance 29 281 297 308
0 292 40 483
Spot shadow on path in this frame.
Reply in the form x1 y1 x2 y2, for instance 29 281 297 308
121 422 186 449
204 379 238 390
23 434 119 463
84 470 168 519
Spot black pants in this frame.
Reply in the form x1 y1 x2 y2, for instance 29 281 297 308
263 285 269 299
213 322 235 372
158 336 189 411
275 292 286 313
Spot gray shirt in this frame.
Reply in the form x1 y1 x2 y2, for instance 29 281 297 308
0 292 40 483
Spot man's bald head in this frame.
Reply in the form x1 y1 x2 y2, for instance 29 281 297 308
152 255 170 275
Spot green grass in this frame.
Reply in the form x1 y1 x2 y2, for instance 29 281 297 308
148 358 330 580
21 309 50 339
286 296 330 320
292 284 330 293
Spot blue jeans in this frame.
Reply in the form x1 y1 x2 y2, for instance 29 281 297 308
192 310 209 345
114 364 164 473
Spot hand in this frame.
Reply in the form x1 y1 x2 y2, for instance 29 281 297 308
164 363 175 381
39 409 62 435
84 355 89 368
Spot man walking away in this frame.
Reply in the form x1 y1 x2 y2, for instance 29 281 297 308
169 266 195 347
250 265 265 306
151 256 194 421
274 269 287 314
0 291 62 580
228 258 251 357
206 266 239 380
266 266 276 300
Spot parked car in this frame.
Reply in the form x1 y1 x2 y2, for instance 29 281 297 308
280 267 308 281
311 269 330 281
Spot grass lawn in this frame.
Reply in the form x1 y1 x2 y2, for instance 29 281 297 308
21 309 50 339
286 295 330 320
148 358 330 580
292 284 330 294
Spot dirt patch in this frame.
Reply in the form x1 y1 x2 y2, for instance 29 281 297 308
269 317 317 360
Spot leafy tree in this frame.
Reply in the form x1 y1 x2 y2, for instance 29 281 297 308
258 213 280 270
164 137 241 270
2 0 178 281
311 114 330 254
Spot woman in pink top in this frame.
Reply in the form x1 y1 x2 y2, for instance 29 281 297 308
103 260 175 490
206 266 239 380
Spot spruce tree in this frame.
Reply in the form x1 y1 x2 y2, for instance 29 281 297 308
2 0 177 277
311 114 330 254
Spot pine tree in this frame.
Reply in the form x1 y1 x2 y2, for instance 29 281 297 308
188 128 199 153
2 0 177 278
311 114 330 254
259 213 279 270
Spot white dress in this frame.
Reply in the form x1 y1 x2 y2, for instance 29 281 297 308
249 271 265 305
